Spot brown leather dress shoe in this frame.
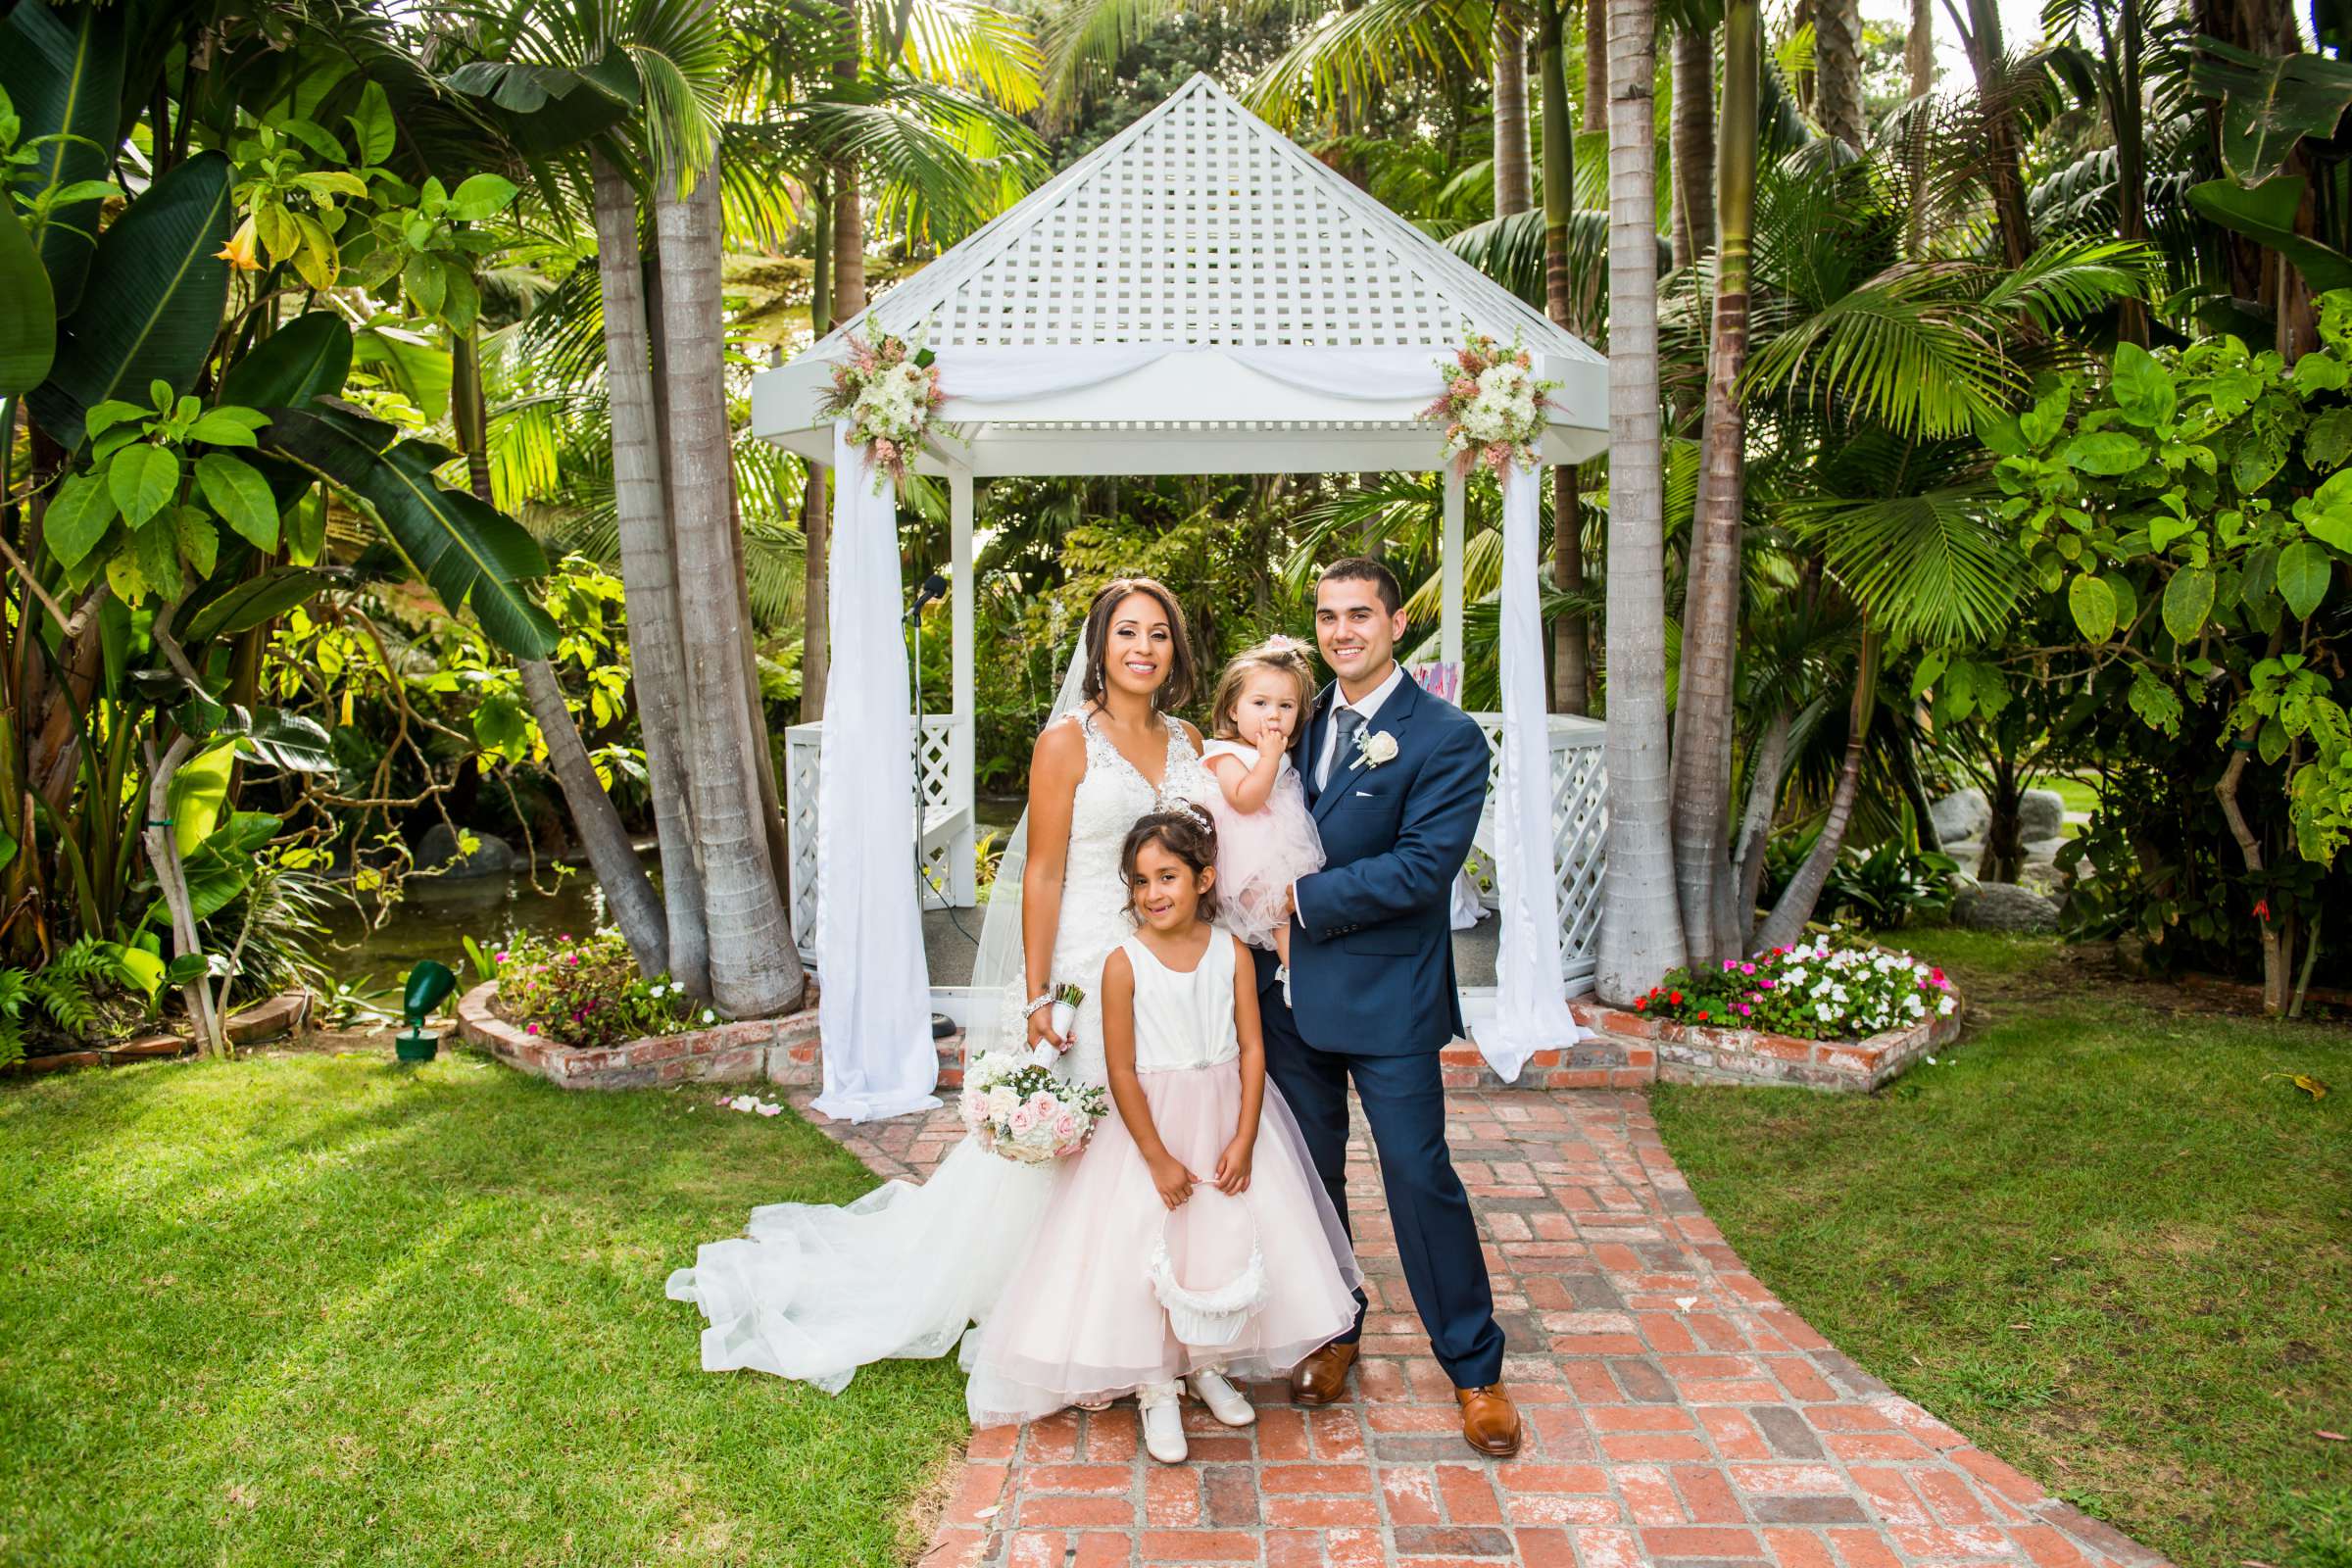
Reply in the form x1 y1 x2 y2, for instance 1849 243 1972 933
1290 1341 1358 1406
1455 1384 1522 1456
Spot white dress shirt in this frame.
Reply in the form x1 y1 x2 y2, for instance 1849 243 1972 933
1314 662 1408 791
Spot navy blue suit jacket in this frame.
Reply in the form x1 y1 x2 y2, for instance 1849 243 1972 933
1280 671 1487 1056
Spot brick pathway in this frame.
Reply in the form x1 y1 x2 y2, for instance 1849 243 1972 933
791 1087 2170 1568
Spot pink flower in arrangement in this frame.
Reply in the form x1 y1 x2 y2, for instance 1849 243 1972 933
1737 1003 1753 1017
1451 377 1478 400
524 1022 539 1035
1740 961 1756 975
1758 977 1776 990
1457 346 1483 372
1722 958 1737 972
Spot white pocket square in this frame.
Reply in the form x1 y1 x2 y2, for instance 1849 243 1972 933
1353 789 1375 798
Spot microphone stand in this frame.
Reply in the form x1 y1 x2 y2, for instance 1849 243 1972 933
906 573 954 1042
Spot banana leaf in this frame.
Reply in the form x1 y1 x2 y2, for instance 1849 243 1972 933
2188 38 2352 185
27 151 232 451
0 202 56 394
0 0 125 315
262 405 559 659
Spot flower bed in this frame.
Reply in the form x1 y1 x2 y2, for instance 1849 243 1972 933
1633 929 1958 1040
490 931 715 1050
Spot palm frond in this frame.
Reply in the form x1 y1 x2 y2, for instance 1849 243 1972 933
1745 261 2020 438
893 0 1044 113
1243 0 1489 133
1783 483 2024 645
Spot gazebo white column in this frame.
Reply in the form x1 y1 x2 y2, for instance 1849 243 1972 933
1441 467 1466 669
948 464 976 907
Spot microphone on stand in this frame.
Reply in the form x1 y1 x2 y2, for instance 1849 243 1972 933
906 573 948 622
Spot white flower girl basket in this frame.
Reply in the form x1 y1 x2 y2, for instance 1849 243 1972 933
1147 1189 1269 1348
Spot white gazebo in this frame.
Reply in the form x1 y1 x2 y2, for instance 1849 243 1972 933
755 74 1610 1121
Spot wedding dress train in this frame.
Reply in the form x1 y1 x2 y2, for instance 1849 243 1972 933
666 709 1214 1393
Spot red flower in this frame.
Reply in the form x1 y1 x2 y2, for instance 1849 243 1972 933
2254 898 2272 922
1695 1010 1710 1022
1634 997 1647 1010
1668 990 1683 1005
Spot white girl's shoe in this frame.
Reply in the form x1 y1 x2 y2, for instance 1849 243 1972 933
1188 1368 1255 1427
1138 1382 1188 1463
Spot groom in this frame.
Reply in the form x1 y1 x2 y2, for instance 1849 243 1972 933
1259 558 1520 1458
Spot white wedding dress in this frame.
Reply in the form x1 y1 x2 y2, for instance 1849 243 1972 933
665 708 1213 1393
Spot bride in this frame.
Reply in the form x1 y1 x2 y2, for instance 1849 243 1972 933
667 577 1216 1392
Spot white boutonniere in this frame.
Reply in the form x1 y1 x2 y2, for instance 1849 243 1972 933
1349 728 1398 771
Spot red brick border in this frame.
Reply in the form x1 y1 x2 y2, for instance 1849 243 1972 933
454 981 967 1092
459 982 1961 1096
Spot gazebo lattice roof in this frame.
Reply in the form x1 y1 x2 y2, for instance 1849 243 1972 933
753 73 1606 475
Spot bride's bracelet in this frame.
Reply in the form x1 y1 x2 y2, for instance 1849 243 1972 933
1022 993 1055 1018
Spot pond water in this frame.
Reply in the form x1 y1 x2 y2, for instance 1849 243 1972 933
321 799 1029 985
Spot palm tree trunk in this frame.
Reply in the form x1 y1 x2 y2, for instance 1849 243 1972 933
1730 706 1789 945
1596 0 1688 1001
2112 0 2148 347
1669 24 1714 270
1668 0 1754 966
1584 0 1607 133
1957 0 2033 270
1813 0 1864 144
1539 0 1592 715
591 147 709 993
1906 0 1935 97
1756 625 1877 949
1495 6 1534 216
802 176 834 721
451 330 669 977
655 151 805 1017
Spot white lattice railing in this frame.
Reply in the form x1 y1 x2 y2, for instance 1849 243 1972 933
1467 712 1608 990
785 715 975 963
786 712 1607 987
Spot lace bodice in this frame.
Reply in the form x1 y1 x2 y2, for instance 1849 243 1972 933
1052 710 1214 1083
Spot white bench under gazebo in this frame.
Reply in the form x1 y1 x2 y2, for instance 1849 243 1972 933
756 74 1611 1121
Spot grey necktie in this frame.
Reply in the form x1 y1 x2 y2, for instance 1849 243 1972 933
1327 706 1364 791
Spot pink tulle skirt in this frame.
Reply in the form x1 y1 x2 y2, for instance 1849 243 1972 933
1203 772 1325 950
962 1061 1360 1428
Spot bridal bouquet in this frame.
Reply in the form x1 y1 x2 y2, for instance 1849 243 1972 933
960 1049 1109 1165
1421 329 1560 479
818 319 945 494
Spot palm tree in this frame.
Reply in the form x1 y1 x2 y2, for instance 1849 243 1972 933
1666 0 1752 965
1597 0 1690 999
1812 0 1863 144
1668 21 1713 270
1496 5 1535 215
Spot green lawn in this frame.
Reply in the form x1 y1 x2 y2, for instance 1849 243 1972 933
0 1051 966 1568
1653 932 2352 1568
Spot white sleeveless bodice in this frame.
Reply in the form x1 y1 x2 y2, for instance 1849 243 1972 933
1119 933 1241 1072
1051 710 1215 1084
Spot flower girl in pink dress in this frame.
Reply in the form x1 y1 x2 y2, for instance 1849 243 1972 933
962 809 1359 1462
1199 639 1326 999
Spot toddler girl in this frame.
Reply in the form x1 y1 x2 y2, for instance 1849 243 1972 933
961 809 1359 1462
1200 639 1326 998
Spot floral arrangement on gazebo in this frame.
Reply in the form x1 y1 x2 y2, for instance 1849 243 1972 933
1423 331 1561 479
819 322 945 492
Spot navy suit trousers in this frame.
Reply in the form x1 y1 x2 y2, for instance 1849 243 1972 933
1257 960 1505 1390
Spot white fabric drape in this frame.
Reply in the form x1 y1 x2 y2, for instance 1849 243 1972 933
812 422 941 1122
1481 460 1586 1080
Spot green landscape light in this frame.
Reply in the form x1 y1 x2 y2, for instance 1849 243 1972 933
394 959 459 1064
